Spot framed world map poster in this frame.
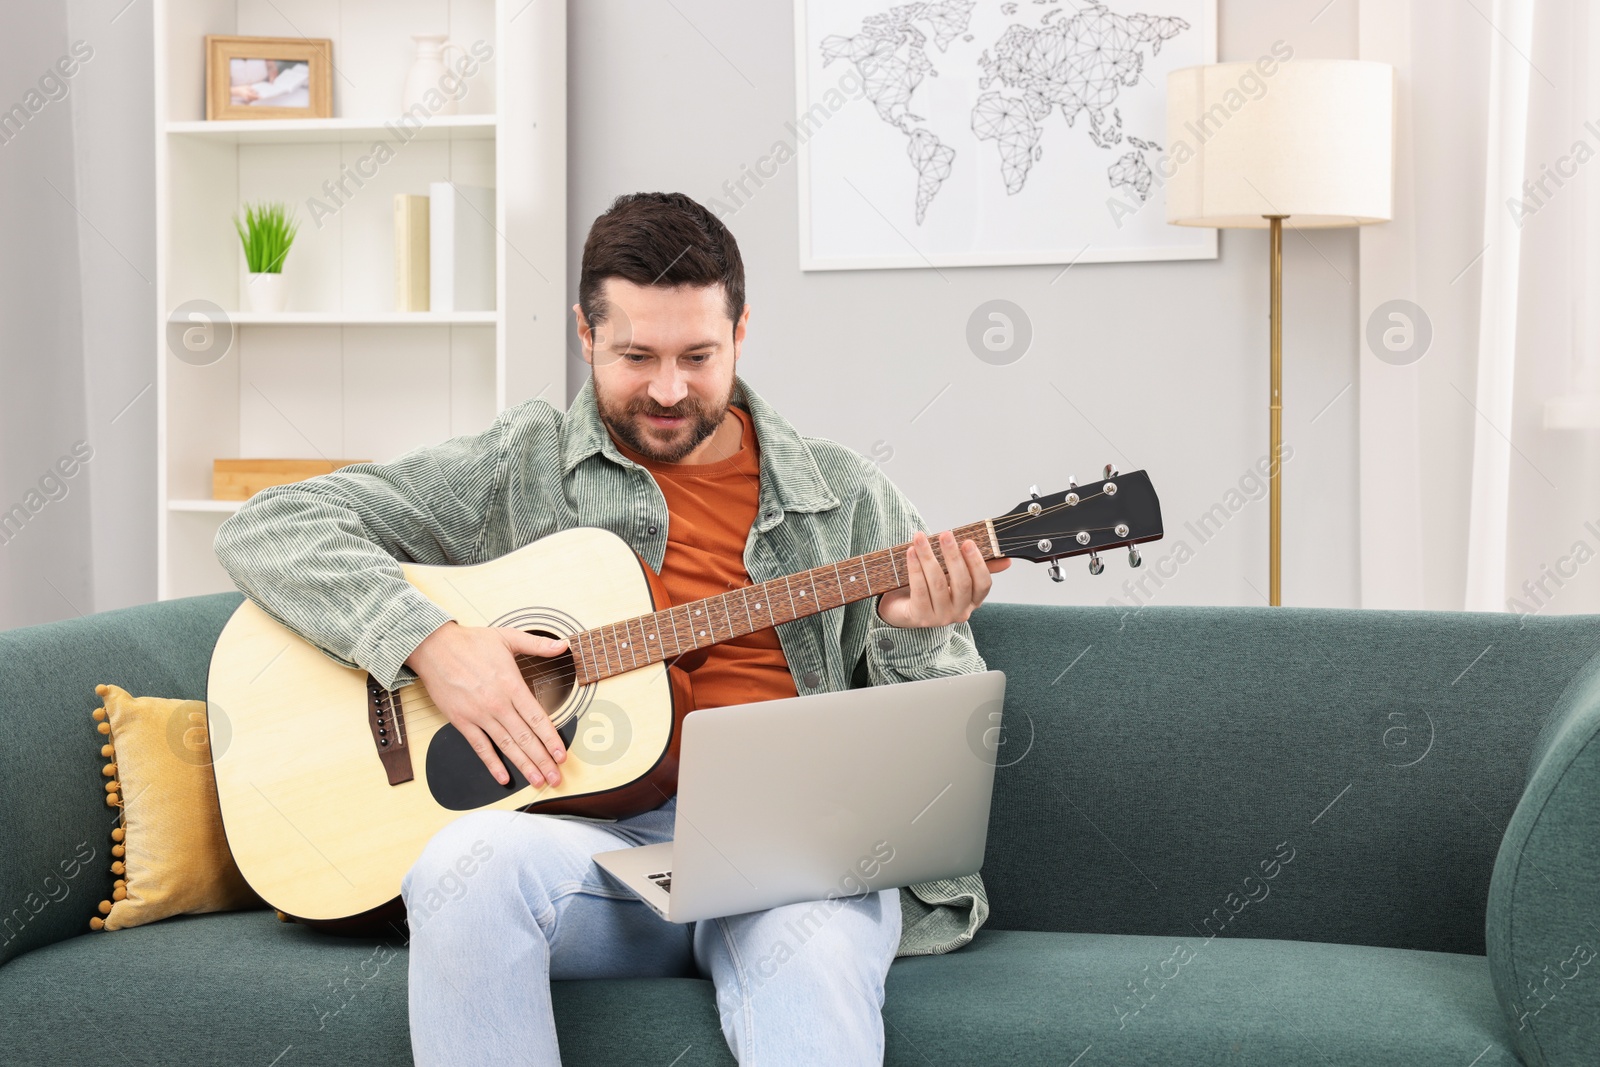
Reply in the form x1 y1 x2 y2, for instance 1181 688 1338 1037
793 0 1218 270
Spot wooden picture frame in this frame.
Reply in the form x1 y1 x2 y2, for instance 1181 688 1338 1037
205 35 332 120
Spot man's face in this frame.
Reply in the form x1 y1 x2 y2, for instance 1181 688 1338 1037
578 277 748 463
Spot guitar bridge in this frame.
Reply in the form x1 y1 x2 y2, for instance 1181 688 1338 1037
366 675 414 786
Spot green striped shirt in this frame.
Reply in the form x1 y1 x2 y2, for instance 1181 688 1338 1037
213 372 990 957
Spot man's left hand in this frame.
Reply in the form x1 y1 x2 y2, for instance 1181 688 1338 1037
875 530 1011 629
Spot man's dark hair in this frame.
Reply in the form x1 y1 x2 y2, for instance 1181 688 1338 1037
578 192 746 333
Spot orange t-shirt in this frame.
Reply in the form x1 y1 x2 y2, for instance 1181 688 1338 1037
611 404 800 710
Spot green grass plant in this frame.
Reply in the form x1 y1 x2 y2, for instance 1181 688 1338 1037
233 201 299 274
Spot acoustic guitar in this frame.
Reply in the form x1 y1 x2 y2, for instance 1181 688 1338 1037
207 468 1162 925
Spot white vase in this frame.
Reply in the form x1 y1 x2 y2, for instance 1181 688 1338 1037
402 34 466 116
245 272 288 314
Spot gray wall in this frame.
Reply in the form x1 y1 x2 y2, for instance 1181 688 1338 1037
67 0 159 618
0 0 156 630
567 0 1364 611
1 1 1364 628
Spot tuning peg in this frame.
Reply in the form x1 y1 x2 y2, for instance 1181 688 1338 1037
1029 484 1040 500
1067 474 1078 490
1128 546 1142 568
1027 484 1043 515
1104 464 1119 478
1047 561 1065 583
1088 551 1105 576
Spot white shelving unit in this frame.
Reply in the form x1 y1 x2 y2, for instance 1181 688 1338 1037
155 0 565 599
169 499 247 513
223 311 500 324
167 114 498 142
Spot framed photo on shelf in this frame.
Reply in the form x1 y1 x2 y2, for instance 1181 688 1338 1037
205 35 332 120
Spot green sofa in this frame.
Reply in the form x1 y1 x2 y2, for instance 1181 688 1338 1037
2 593 1597 1066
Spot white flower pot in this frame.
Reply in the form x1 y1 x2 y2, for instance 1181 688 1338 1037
245 272 288 314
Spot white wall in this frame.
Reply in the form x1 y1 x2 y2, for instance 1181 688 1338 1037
567 0 1364 610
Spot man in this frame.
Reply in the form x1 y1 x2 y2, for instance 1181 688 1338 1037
214 191 1008 1065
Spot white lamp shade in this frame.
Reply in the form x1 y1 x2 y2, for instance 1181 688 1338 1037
1165 60 1395 229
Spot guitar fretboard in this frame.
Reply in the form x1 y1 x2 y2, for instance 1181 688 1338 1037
568 519 1000 685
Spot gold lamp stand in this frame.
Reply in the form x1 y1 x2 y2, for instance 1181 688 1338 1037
1268 215 1283 607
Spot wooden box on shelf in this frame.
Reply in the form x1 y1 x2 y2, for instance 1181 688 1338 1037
213 458 370 501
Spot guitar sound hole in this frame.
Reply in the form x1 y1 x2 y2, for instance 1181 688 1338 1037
427 629 583 810
522 629 575 725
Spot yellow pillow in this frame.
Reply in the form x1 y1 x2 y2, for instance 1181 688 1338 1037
89 683 262 930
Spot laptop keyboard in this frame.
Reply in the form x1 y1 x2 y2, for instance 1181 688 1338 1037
646 870 672 893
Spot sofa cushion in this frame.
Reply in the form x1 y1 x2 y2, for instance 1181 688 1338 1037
0 911 732 1067
968 603 1600 957
88 683 262 932
883 930 1518 1067
0 913 1516 1067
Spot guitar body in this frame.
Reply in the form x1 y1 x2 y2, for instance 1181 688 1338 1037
207 526 693 924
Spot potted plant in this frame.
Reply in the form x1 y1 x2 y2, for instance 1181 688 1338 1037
233 201 299 313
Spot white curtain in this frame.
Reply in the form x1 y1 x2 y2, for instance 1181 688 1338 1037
1359 0 1600 615
0 0 155 629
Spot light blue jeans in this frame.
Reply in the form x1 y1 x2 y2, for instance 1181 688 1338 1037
400 795 902 1065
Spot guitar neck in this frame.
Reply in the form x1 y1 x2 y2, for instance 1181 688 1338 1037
568 519 1002 685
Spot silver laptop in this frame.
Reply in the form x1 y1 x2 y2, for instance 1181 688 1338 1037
591 670 1006 923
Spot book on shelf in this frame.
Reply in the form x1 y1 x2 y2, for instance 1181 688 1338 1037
429 181 496 312
394 194 430 312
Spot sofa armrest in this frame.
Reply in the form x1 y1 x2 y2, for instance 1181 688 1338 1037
0 593 243 967
1487 650 1600 1066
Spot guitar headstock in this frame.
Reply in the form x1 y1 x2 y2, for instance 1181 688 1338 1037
990 466 1163 579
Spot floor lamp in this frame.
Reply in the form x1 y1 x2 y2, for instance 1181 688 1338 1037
1165 60 1395 605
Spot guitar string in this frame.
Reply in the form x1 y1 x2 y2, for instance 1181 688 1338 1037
352 484 1136 735
384 516 1136 739
392 515 1129 724
391 485 1128 735
417 481 1122 720
378 502 1134 736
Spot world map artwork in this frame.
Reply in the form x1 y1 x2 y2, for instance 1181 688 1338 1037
820 1 1189 224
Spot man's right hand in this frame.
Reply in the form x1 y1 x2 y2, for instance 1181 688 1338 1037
406 621 568 789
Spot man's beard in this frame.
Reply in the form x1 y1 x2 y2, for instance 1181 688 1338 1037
595 376 733 463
